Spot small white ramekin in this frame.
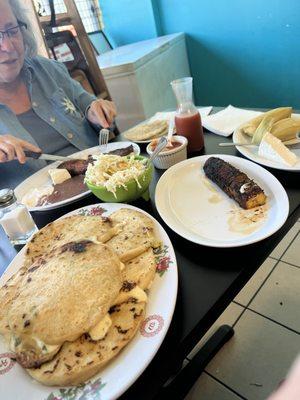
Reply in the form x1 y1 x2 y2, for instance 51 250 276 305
146 135 188 169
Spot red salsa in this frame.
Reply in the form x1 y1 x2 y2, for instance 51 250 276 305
150 139 182 152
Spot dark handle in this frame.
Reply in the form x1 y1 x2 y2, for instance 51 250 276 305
159 325 234 400
49 0 57 28
24 151 42 159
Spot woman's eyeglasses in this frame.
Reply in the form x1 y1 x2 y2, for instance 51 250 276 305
0 21 27 46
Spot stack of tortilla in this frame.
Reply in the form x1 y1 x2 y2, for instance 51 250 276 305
0 209 158 386
124 120 168 141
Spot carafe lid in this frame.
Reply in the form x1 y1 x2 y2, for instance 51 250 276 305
0 189 16 208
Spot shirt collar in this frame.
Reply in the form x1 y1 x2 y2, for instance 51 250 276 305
22 58 35 84
21 58 38 98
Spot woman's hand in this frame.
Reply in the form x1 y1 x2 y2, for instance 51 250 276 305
87 99 117 128
0 135 41 164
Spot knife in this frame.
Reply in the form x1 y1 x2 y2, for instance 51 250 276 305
24 151 83 162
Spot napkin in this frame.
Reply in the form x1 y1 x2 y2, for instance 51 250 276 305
202 105 262 137
149 106 213 123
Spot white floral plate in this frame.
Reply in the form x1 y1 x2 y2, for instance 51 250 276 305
15 143 140 212
0 203 177 400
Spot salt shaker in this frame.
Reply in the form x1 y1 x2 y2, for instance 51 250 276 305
0 188 38 245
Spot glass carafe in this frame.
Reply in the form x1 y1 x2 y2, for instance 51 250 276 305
171 77 204 152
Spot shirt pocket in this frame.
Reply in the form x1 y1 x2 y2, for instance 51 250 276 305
51 88 85 123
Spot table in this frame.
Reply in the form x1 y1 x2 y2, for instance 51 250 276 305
1 119 299 399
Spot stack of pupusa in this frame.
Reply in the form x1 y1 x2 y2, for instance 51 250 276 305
124 120 168 141
0 209 158 386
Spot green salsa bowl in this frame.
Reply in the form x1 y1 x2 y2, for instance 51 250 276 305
85 155 153 203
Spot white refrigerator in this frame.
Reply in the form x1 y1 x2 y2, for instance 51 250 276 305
97 33 191 132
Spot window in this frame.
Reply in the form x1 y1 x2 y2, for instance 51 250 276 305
76 0 103 33
35 0 66 15
34 0 104 33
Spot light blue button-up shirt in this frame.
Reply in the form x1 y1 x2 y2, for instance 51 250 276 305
0 56 100 188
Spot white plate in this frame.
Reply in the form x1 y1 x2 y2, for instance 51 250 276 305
15 143 140 212
0 203 178 400
233 125 300 171
122 135 155 144
155 155 289 247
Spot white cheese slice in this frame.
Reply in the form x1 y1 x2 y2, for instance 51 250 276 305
48 168 71 185
21 187 54 207
89 314 112 341
258 132 298 166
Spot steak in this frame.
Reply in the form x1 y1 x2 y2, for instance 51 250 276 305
57 159 90 176
58 146 134 176
105 145 134 156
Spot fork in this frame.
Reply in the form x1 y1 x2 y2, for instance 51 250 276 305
99 128 109 152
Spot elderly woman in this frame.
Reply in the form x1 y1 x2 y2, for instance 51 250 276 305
0 0 116 187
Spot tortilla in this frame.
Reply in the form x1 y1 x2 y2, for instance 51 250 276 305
124 120 168 141
27 300 146 386
7 241 122 347
0 267 26 336
123 248 156 290
23 215 115 269
107 209 156 259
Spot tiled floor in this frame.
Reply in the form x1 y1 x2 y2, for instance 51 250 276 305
184 220 300 400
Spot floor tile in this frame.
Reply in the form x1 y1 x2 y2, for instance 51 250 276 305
206 309 300 400
234 258 277 306
249 261 300 332
187 303 244 360
281 231 300 267
185 372 243 400
270 222 300 260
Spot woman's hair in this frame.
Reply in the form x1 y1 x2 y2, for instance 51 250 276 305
9 0 38 58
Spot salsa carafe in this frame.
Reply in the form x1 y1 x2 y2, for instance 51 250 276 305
171 77 204 153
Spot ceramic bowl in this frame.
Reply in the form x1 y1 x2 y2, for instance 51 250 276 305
146 135 188 169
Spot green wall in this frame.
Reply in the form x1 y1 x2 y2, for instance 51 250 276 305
99 0 300 108
99 0 159 47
